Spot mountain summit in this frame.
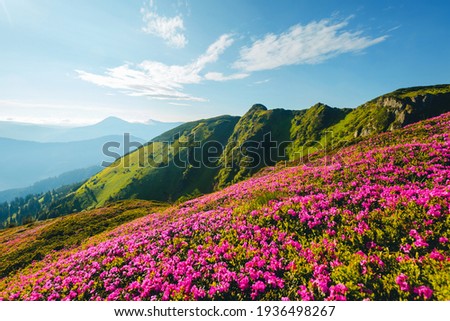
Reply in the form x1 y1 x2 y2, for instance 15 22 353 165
246 103 268 114
96 116 128 125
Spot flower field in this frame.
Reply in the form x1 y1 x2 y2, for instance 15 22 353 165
1 112 449 301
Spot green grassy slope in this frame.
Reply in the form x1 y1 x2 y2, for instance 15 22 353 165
287 103 352 158
0 200 167 278
52 84 450 212
215 105 296 187
324 84 450 145
72 115 239 209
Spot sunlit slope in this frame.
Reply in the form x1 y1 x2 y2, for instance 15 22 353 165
72 85 450 209
0 200 167 278
215 103 352 187
323 84 450 144
73 115 239 209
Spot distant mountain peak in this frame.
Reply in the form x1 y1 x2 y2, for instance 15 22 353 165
311 102 328 108
98 116 127 125
145 119 161 125
246 104 268 115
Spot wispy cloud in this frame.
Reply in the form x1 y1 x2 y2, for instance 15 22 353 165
233 17 387 72
253 78 270 85
76 34 244 102
386 25 401 33
204 72 249 82
141 1 187 48
169 102 191 106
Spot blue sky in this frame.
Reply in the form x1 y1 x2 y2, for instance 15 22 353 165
0 0 449 125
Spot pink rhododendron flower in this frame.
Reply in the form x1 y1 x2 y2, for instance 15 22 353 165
414 286 433 300
395 274 410 292
297 285 314 301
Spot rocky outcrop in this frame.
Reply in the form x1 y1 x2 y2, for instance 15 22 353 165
354 89 450 138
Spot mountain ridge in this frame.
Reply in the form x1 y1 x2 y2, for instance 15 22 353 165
0 117 181 143
4 85 449 223
68 84 450 211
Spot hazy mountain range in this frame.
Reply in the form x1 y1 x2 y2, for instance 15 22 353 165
0 117 181 143
0 166 102 203
0 135 142 191
0 117 181 193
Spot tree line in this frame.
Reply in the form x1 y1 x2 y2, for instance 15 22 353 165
0 183 82 229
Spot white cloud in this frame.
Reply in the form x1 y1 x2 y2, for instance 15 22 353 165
233 18 387 72
253 78 270 85
141 2 187 48
76 34 238 102
169 102 191 106
204 72 249 82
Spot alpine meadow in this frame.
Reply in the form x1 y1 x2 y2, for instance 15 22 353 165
0 0 450 310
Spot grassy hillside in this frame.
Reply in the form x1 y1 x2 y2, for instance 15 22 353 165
65 85 450 211
72 115 239 209
0 200 167 278
287 103 351 159
215 105 296 187
10 84 447 226
324 84 450 144
386 84 450 99
1 111 449 300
